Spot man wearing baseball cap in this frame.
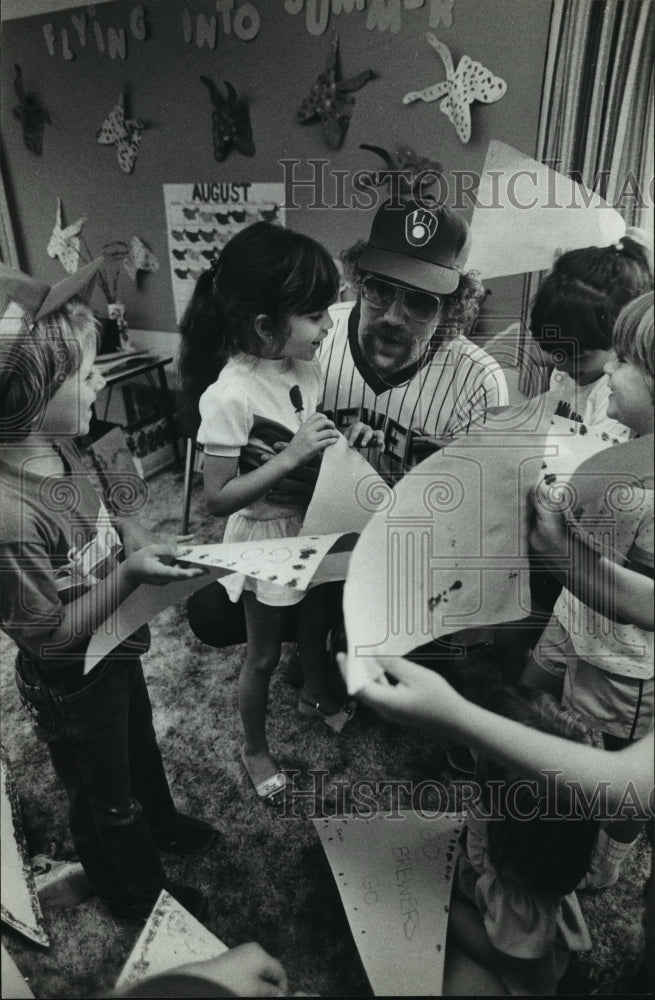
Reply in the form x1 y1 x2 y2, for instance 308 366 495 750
321 196 508 482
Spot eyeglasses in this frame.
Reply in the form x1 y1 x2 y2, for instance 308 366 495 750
361 276 441 323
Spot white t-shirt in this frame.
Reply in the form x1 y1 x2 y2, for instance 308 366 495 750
554 486 654 679
197 352 322 519
546 370 631 442
319 302 509 483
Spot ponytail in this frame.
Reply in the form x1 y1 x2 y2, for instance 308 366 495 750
178 222 339 436
178 267 226 437
530 236 653 353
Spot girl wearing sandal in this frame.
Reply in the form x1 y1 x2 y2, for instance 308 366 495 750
179 223 373 803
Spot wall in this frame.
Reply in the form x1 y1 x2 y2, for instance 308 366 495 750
1 0 552 333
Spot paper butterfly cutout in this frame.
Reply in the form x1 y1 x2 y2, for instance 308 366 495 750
13 64 51 156
96 95 144 174
123 236 159 282
297 35 376 150
359 143 443 186
403 34 506 144
430 0 454 29
47 198 87 274
200 78 255 162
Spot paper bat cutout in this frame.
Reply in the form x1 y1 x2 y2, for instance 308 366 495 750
359 143 443 190
123 236 159 282
96 95 144 174
13 64 51 156
297 35 376 149
199 77 255 162
47 198 87 274
403 34 506 144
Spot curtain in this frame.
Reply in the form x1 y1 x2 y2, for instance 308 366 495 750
518 0 655 396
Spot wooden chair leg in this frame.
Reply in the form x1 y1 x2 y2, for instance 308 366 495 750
181 438 196 534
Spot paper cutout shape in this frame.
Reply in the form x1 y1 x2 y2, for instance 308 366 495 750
430 0 455 29
177 532 346 589
313 811 463 996
13 64 51 156
1 745 49 947
1 945 35 999
96 95 144 174
297 35 376 149
342 401 617 694
359 143 443 188
465 141 627 279
565 435 654 524
115 890 228 991
403 34 506 144
302 434 389 535
123 235 159 282
84 567 228 673
199 78 255 162
47 198 87 274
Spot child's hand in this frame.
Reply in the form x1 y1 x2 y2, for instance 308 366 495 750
529 480 571 560
337 653 461 730
343 422 385 449
285 413 340 467
123 543 206 586
171 942 289 997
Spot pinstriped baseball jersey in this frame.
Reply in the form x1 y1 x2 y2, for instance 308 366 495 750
319 301 509 483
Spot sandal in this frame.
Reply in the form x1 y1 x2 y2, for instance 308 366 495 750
298 695 357 734
240 747 287 805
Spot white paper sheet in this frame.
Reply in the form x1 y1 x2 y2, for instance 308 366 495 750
313 812 464 996
466 141 626 279
1 944 35 999
302 435 389 535
1 746 49 947
83 566 229 673
115 890 228 991
342 403 617 694
176 532 345 588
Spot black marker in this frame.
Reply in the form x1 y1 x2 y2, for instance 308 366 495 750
289 384 304 422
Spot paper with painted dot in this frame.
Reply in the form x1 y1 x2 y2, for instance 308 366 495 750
1 745 49 947
313 812 464 996
115 890 228 992
342 401 620 695
177 532 345 589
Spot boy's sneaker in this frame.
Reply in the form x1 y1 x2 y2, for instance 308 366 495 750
107 880 208 922
153 813 220 857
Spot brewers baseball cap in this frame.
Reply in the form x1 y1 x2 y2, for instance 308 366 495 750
358 199 471 295
0 257 103 324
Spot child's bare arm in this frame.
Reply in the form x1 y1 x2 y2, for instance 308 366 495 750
349 654 654 813
530 486 654 630
204 413 339 517
26 544 204 659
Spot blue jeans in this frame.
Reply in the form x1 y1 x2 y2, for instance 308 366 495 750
15 651 177 907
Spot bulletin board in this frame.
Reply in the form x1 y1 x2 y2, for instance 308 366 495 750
0 0 553 333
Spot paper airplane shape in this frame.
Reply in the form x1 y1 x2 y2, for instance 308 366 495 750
1 744 49 947
342 401 619 695
313 812 464 995
465 141 626 279
115 890 228 991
